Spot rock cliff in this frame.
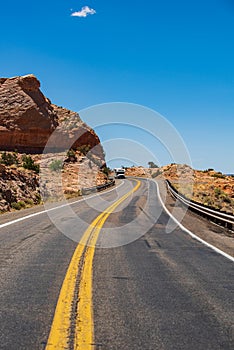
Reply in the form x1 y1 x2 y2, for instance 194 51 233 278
0 74 108 213
0 74 104 160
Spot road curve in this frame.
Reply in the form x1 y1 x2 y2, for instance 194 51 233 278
0 178 233 349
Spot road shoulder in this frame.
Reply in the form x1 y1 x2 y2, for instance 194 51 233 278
156 178 234 258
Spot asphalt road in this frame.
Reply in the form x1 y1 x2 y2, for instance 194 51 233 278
0 178 233 349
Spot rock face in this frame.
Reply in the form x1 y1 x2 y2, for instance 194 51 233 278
125 166 151 178
0 75 58 153
0 151 108 213
0 163 40 212
0 74 104 160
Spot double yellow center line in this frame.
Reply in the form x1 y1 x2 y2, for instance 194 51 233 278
46 179 141 349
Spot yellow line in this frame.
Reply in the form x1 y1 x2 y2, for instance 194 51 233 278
46 180 141 349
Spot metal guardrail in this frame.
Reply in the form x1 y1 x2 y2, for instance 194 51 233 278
166 180 234 230
81 180 115 195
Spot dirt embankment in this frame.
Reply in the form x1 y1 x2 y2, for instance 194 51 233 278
0 151 108 213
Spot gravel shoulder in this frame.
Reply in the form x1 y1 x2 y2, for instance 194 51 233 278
156 177 234 258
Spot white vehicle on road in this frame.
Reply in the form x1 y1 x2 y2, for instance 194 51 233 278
114 168 125 179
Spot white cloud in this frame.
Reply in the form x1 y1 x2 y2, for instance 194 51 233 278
71 6 96 18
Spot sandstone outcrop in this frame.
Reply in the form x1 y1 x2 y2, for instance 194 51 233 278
0 74 108 213
0 74 104 160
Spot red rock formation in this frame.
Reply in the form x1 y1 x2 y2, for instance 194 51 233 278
0 74 105 160
0 75 57 153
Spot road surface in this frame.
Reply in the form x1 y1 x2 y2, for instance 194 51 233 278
0 178 233 349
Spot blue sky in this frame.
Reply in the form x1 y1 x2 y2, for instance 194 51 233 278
1 0 234 172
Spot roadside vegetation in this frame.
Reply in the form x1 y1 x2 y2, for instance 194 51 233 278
0 152 40 173
163 164 234 215
0 152 41 213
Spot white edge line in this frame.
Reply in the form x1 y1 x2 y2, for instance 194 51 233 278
0 181 124 229
155 180 234 263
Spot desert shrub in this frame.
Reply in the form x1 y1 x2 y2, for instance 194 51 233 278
148 161 159 168
22 155 40 173
102 166 111 177
77 144 91 155
211 172 226 179
11 201 26 210
18 200 26 208
214 188 222 197
65 190 82 199
203 168 214 173
203 197 213 206
35 193 42 203
1 152 18 166
67 149 76 158
24 198 34 206
66 149 77 162
49 159 63 172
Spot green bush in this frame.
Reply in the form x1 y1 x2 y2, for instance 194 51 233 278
49 159 63 172
77 144 91 155
67 149 76 158
148 161 159 168
1 152 18 166
214 188 222 197
102 166 111 177
11 201 26 210
66 149 77 162
22 155 40 173
24 198 34 206
211 172 226 179
203 197 213 206
203 168 214 173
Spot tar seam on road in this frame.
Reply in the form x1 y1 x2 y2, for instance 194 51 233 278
0 181 124 229
45 179 141 350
